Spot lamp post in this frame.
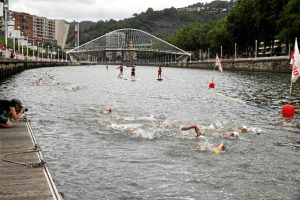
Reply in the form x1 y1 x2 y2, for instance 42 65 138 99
234 43 237 61
17 26 20 52
12 18 16 55
26 36 29 57
255 40 258 59
47 45 50 59
220 46 223 60
37 42 40 60
52 47 55 60
21 32 24 56
41 43 44 59
58 48 60 62
4 4 8 47
32 40 35 59
208 48 210 60
21 32 24 55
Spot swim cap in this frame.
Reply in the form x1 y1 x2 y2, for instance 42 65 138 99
212 148 221 155
233 132 240 137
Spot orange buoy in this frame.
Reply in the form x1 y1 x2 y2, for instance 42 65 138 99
209 82 215 88
282 104 295 117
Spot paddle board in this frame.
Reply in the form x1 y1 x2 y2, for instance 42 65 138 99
157 78 163 81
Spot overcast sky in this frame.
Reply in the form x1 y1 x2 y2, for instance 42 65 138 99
10 0 214 22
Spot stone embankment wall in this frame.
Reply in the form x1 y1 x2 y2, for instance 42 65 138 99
167 58 291 73
0 59 69 80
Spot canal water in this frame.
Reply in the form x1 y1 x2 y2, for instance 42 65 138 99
0 65 299 200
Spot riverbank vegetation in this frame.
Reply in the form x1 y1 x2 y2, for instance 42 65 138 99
166 0 300 58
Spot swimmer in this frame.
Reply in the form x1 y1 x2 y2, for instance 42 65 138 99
48 74 55 80
102 108 112 114
34 78 43 86
220 131 240 138
181 124 202 137
211 143 225 155
72 85 80 91
219 125 261 138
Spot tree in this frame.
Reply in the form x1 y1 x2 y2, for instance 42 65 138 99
276 0 300 43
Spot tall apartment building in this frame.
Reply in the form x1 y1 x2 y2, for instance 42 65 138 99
12 11 33 39
12 11 70 49
32 15 56 44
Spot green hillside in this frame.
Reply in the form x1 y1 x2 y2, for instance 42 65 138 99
66 1 234 47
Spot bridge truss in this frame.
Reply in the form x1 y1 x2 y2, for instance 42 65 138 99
67 28 191 64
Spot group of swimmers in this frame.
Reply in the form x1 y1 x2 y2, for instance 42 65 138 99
181 123 261 154
101 108 261 154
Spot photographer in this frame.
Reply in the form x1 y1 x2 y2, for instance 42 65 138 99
0 99 27 128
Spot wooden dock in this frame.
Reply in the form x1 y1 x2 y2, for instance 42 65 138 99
0 121 62 200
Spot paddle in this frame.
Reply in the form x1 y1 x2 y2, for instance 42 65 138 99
162 75 170 80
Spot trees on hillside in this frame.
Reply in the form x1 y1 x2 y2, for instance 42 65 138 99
277 0 300 42
167 0 299 58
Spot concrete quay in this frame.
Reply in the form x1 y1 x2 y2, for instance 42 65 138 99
167 57 291 73
0 59 69 80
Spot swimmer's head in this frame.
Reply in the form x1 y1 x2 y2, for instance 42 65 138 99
218 143 225 151
108 108 112 113
230 131 240 137
241 125 248 133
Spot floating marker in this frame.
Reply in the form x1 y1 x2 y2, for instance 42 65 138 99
209 82 215 88
282 104 296 117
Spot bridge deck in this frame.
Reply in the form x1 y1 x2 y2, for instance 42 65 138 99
0 122 59 200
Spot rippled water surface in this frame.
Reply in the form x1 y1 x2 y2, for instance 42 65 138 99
1 65 299 200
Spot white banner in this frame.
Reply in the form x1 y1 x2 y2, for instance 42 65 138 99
291 38 300 83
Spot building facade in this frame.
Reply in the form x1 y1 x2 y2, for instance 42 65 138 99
11 11 70 49
33 15 56 44
12 11 33 39
55 19 69 49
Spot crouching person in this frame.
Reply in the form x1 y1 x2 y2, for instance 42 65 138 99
0 99 27 128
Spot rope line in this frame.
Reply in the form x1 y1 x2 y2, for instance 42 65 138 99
209 89 276 113
1 148 45 168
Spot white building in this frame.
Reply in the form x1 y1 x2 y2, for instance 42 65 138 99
55 19 70 49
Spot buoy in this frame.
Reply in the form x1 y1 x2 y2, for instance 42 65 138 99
209 82 215 88
282 104 295 117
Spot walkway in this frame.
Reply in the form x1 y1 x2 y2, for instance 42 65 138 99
0 120 62 200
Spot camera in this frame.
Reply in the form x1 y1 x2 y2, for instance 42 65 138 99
20 106 28 113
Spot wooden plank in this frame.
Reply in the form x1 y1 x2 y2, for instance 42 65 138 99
0 122 58 200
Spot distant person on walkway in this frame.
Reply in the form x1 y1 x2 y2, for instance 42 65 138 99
181 124 202 137
0 99 27 128
106 65 108 71
158 66 162 79
131 65 136 80
117 65 124 77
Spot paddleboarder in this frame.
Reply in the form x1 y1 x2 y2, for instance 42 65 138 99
158 66 162 79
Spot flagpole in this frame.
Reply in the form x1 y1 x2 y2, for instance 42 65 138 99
289 77 293 97
212 54 217 82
